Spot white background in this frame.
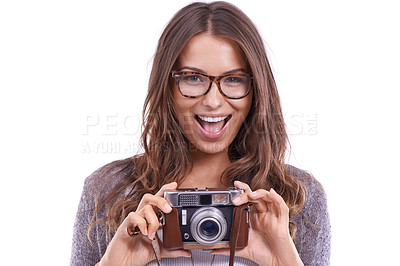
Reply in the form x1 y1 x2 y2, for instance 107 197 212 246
1 0 399 265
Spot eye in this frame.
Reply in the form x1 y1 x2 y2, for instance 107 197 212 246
222 75 247 84
182 74 206 84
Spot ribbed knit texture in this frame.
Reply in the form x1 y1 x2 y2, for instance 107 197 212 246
70 160 331 265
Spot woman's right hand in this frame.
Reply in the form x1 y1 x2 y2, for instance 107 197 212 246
97 182 191 266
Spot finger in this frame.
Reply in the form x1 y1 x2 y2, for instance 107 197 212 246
232 181 252 205
270 188 289 217
234 180 252 193
248 189 271 201
249 188 288 217
123 212 148 238
232 192 249 206
137 193 173 214
155 182 178 197
247 189 272 213
143 205 161 240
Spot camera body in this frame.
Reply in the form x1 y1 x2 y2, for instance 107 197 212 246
162 187 249 250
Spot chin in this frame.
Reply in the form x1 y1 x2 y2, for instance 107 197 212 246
191 141 230 155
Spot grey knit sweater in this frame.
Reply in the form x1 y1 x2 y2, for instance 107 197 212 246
70 159 331 266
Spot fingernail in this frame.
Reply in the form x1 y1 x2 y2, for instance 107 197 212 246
164 203 172 212
233 197 241 204
149 231 156 240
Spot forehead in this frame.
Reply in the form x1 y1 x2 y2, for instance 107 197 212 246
176 33 248 75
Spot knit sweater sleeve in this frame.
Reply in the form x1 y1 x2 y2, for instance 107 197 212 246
70 159 130 266
70 170 107 266
290 166 331 266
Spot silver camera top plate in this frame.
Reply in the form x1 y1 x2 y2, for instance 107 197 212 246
164 187 243 207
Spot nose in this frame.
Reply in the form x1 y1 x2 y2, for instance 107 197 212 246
201 81 224 109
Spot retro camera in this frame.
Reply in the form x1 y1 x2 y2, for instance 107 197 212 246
162 188 250 250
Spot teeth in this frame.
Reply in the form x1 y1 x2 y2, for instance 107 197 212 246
198 115 228 123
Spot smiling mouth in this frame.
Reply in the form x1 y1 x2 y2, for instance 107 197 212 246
195 115 231 133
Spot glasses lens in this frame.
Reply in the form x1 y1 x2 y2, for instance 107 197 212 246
179 73 209 97
220 74 250 99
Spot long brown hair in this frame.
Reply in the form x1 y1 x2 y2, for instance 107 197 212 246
89 1 306 240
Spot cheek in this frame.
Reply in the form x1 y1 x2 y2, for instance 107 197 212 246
173 96 191 117
235 97 253 121
172 88 197 129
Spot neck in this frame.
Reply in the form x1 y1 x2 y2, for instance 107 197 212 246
179 150 231 189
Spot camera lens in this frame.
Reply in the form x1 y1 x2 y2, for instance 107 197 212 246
200 220 218 237
190 207 227 245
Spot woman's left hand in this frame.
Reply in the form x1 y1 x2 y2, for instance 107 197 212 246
210 181 304 266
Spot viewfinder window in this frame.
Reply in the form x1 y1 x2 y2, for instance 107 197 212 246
212 193 229 204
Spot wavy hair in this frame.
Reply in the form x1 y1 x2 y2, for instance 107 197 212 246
89 1 306 240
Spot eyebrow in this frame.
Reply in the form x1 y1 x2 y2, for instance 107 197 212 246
177 66 247 75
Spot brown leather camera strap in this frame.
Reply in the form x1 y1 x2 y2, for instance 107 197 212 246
151 238 161 266
229 203 250 266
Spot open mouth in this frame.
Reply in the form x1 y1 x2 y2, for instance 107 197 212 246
195 115 232 133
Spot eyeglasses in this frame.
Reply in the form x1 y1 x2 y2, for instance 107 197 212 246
171 71 252 99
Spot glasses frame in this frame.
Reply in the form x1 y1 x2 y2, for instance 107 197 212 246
171 70 253 99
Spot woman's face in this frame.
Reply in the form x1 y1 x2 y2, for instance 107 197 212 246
172 33 253 155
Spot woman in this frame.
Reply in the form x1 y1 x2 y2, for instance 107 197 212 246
71 2 331 265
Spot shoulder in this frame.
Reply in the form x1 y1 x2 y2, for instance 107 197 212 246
287 165 328 215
